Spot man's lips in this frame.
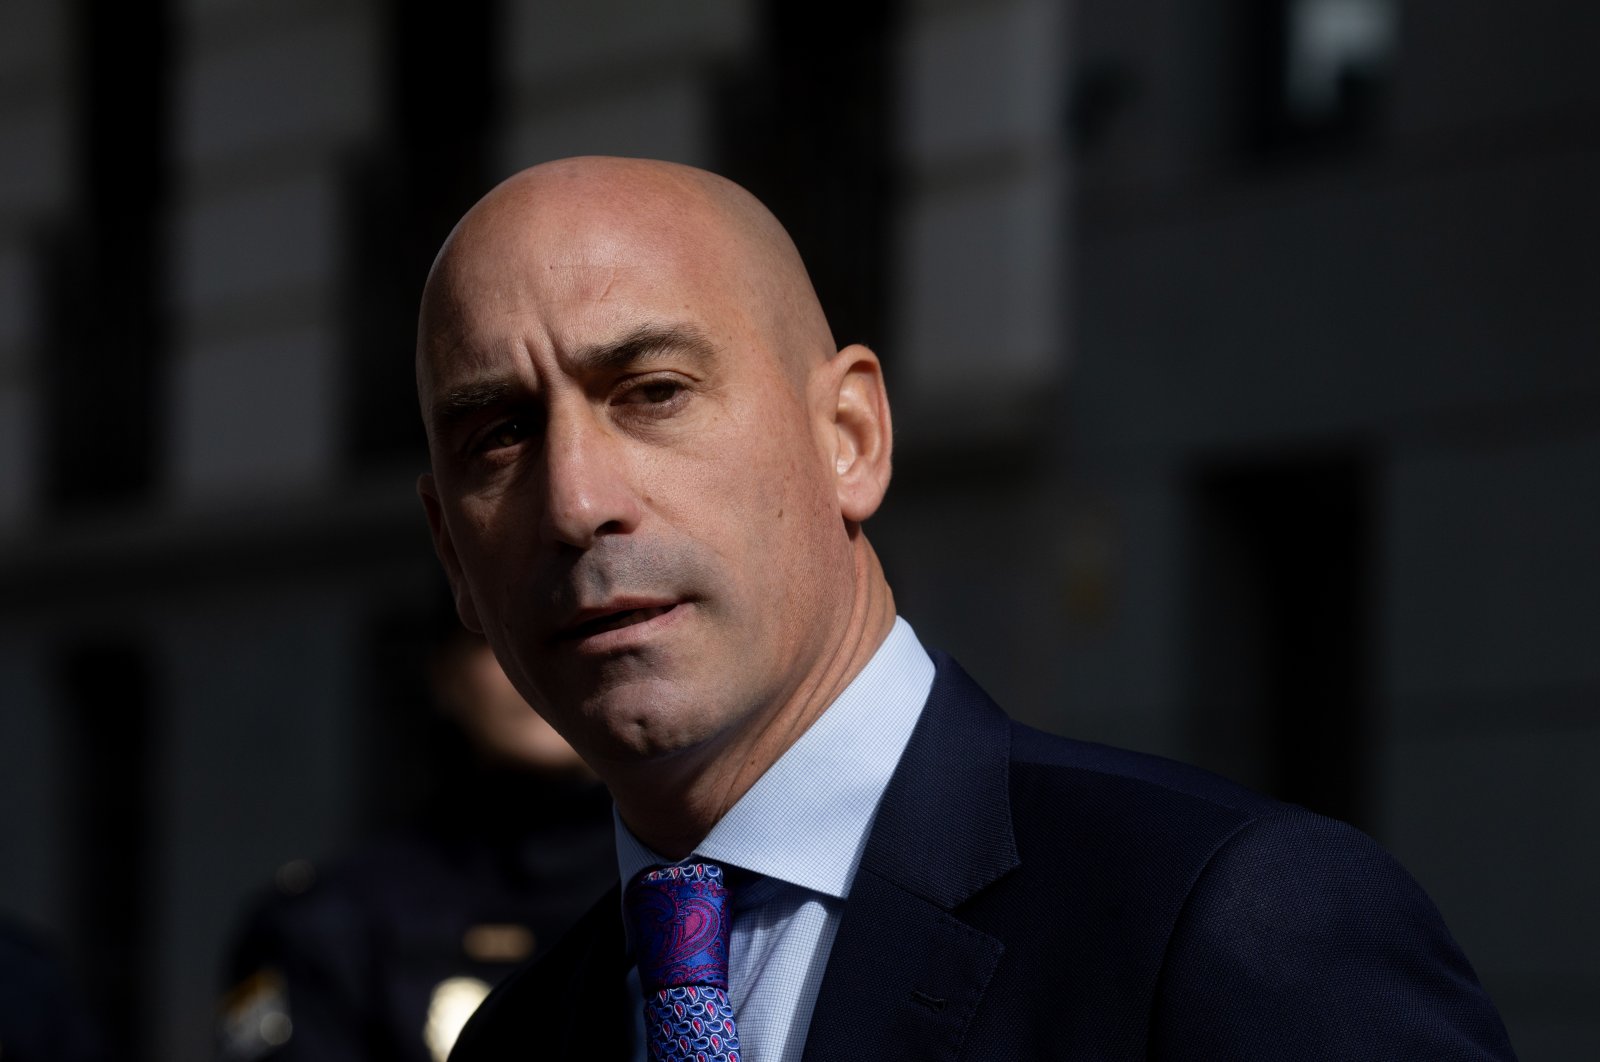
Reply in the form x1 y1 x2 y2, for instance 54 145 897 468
556 601 681 642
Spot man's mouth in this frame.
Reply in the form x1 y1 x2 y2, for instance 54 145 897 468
561 603 677 641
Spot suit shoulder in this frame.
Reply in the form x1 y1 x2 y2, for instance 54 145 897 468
1003 715 1447 934
1152 805 1517 1057
1009 721 1284 820
1002 723 1395 904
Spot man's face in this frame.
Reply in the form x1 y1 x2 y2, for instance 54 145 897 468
417 201 856 772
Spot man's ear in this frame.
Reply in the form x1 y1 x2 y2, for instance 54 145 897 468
417 472 484 633
825 344 893 523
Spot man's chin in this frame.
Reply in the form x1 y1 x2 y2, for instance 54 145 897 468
567 686 728 764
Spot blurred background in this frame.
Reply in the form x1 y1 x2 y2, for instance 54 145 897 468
1 0 1596 1059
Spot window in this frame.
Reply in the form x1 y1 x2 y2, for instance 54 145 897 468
1245 0 1399 156
1283 0 1399 125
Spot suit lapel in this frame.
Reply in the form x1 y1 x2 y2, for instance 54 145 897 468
801 655 1019 1061
454 881 634 1060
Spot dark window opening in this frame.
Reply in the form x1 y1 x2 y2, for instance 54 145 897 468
712 0 898 360
356 597 457 833
1185 454 1373 829
1240 0 1398 159
342 0 500 469
56 640 157 1062
43 0 172 512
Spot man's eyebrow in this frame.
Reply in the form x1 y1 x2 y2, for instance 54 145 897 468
431 379 517 428
573 324 718 373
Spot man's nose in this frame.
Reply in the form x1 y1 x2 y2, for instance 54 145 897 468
538 409 641 549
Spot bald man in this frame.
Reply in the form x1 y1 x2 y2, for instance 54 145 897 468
416 158 1515 1061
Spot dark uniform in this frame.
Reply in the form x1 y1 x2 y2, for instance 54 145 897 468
0 916 112 1062
216 772 614 1062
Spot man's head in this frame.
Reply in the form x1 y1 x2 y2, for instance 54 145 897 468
415 158 895 847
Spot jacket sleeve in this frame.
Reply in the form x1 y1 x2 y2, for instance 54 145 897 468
1150 809 1518 1061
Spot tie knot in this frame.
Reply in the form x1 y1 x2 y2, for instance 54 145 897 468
625 863 733 994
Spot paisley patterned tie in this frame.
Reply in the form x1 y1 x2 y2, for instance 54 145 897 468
624 863 743 1062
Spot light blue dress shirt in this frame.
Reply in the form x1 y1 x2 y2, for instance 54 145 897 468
614 617 935 1062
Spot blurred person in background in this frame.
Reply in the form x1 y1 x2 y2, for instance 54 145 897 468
0 916 114 1062
213 617 613 1062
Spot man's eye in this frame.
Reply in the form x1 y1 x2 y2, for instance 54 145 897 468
477 418 529 452
638 381 681 403
617 377 688 408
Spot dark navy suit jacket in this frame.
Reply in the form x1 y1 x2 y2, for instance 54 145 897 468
450 654 1517 1060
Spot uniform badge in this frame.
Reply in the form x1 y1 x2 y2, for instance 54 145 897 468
217 968 292 1061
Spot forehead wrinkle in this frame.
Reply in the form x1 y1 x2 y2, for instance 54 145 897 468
417 319 521 407
567 322 719 376
418 263 568 406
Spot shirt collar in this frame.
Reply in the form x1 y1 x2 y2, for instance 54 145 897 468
614 617 934 900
